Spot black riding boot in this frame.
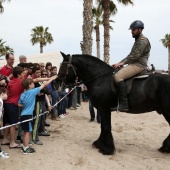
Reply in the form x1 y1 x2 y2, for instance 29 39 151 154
111 80 129 112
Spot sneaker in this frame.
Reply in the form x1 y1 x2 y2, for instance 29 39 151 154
0 150 9 158
89 118 94 122
51 117 60 121
51 116 57 120
59 114 65 118
44 123 50 127
22 147 36 155
65 112 69 116
33 140 43 145
38 131 50 136
69 107 77 110
28 140 34 145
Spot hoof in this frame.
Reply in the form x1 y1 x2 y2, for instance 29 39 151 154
93 139 116 155
158 146 170 153
92 140 100 149
98 147 115 155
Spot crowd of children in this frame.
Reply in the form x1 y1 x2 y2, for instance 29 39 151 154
0 53 79 157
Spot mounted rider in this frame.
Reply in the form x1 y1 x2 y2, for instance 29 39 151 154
112 20 151 112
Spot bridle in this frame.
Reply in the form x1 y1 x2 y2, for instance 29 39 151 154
58 54 115 88
58 55 77 82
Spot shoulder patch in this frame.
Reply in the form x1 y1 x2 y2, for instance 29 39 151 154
140 37 145 40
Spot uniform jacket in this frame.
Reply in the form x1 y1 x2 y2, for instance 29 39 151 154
121 34 151 68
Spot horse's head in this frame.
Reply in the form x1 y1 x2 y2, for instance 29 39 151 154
58 52 78 87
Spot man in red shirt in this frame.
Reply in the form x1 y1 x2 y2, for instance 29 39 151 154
1 66 52 148
0 53 14 79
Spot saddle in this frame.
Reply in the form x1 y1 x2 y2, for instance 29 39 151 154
112 69 154 94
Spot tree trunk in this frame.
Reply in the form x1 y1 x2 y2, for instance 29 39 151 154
95 25 100 59
168 46 170 73
103 0 110 64
82 0 93 55
40 45 43 53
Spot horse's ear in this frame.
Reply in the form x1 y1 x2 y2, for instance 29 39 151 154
60 51 66 58
60 51 70 61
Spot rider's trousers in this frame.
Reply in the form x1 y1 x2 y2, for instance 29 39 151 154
114 64 144 83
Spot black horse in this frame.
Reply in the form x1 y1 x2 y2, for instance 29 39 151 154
58 52 170 155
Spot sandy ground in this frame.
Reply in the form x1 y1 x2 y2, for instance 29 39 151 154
1 102 170 170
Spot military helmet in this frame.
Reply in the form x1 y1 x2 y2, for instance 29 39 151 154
129 20 144 30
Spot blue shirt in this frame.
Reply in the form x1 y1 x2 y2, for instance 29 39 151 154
18 87 40 116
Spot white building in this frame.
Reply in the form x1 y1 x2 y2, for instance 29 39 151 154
0 51 62 72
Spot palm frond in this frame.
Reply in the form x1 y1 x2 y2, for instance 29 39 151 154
0 1 4 13
117 0 134 5
30 26 54 53
160 34 170 48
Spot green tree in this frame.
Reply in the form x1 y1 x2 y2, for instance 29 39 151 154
30 26 54 53
160 34 170 72
0 45 14 57
0 38 14 57
0 38 6 49
97 0 133 64
81 0 93 55
92 4 114 59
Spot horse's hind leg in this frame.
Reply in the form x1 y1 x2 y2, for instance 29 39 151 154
159 134 170 153
92 109 116 155
159 113 170 153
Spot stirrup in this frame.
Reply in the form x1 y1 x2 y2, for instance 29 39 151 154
118 107 129 112
111 106 129 112
111 106 119 112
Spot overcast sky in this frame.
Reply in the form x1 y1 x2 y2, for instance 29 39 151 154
0 0 169 70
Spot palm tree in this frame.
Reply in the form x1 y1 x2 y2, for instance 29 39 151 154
82 0 93 55
0 38 6 57
92 6 103 59
0 1 4 13
0 45 14 57
30 26 54 53
92 5 114 59
160 34 170 72
0 39 14 57
97 0 117 64
0 38 6 49
0 0 11 14
97 0 133 64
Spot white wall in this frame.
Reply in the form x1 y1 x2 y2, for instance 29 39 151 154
0 51 62 73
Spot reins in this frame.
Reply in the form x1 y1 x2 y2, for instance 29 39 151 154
59 54 116 89
78 69 114 85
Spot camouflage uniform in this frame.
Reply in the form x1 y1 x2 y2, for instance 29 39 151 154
114 34 151 83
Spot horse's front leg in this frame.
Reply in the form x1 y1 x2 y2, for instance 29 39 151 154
159 113 170 153
92 108 115 155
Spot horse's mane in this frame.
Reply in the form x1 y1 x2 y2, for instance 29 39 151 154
73 54 114 72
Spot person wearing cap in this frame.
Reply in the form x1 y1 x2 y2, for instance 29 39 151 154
19 55 27 63
111 20 151 112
